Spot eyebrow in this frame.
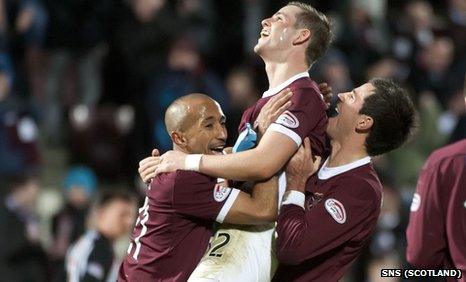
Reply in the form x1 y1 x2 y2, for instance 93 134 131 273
202 116 215 123
202 115 226 123
274 12 286 18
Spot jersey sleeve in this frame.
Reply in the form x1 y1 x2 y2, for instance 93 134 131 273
268 87 325 147
275 178 379 265
406 160 447 268
173 172 240 223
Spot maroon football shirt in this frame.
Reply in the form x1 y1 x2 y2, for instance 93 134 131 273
406 139 466 281
118 171 239 281
273 157 383 281
238 71 328 158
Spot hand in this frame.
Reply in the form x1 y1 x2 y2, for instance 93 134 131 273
318 82 333 109
153 150 189 175
138 149 160 183
285 138 321 192
254 88 293 136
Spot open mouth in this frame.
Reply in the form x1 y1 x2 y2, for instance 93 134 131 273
326 100 340 118
260 29 270 38
210 145 225 155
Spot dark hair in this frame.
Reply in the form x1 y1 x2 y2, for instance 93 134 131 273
96 189 136 208
288 2 333 66
359 78 416 156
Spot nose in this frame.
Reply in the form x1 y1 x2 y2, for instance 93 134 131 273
217 125 227 142
261 17 271 28
337 93 344 102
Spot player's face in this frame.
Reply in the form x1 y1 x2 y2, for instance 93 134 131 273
100 199 137 239
254 5 301 57
184 100 227 155
327 83 375 139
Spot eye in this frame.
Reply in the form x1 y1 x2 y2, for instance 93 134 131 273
205 124 213 129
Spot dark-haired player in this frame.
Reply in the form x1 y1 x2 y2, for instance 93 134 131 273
65 190 137 282
273 79 416 281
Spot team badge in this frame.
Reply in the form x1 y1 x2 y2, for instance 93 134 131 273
276 110 299 128
213 184 231 202
325 198 346 224
410 193 421 212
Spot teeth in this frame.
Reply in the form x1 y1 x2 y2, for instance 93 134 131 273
335 107 339 114
260 29 270 36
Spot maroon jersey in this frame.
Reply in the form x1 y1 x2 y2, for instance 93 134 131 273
273 157 382 281
406 139 466 281
238 71 328 158
119 171 239 281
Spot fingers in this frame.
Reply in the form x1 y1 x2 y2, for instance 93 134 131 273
265 88 293 111
273 100 292 119
154 164 170 176
142 171 156 183
138 157 162 172
273 88 293 110
152 149 160 157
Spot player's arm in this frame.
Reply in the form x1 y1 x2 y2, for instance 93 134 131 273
200 131 298 181
223 138 315 225
222 177 278 225
406 163 447 268
275 172 378 265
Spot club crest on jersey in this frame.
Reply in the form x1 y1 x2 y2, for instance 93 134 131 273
276 110 299 129
410 193 421 212
325 198 346 224
213 184 231 202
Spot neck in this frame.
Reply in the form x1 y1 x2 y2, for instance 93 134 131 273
264 59 308 89
328 138 369 167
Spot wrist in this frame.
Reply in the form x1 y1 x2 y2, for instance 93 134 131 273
185 154 203 171
286 180 306 192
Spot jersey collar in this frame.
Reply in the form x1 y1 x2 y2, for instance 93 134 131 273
318 156 371 180
262 71 310 98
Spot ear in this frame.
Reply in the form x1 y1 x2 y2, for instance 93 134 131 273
171 131 187 147
293 29 311 45
356 115 373 131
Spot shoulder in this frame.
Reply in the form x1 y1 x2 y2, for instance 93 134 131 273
289 78 325 107
333 167 382 202
152 171 214 188
173 171 215 185
425 140 466 169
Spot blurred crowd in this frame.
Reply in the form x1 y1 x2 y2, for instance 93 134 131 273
0 0 464 281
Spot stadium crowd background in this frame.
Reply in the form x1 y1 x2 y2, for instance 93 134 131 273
0 0 464 281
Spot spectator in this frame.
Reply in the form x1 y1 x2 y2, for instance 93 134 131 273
42 0 109 145
64 190 137 282
49 165 97 279
224 65 260 146
0 172 48 281
0 51 40 175
146 36 229 152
